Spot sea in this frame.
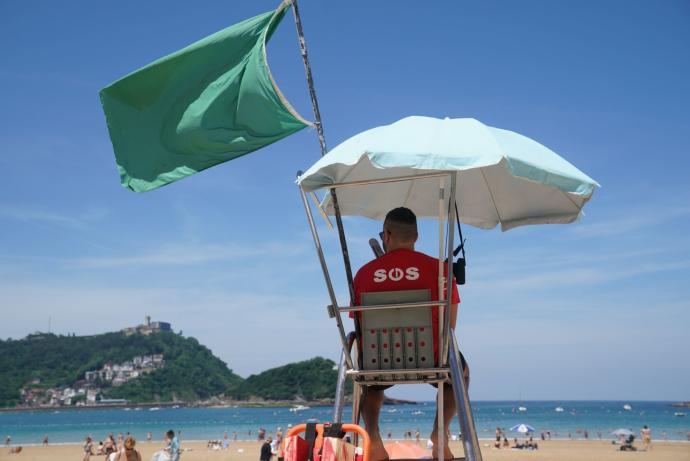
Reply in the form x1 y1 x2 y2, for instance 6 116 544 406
1 401 688 445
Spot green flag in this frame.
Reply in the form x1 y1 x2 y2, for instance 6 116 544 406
100 1 311 192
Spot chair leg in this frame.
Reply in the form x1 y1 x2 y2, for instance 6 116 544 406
333 348 348 423
438 381 444 461
351 383 362 447
449 335 483 461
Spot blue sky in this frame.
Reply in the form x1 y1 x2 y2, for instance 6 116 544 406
1 1 688 401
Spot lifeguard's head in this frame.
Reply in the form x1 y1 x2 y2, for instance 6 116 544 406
381 207 418 252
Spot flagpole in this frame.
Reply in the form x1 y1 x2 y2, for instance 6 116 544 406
290 0 356 301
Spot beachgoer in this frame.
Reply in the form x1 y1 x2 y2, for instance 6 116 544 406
641 425 652 451
270 436 280 456
84 436 94 461
117 434 124 451
9 446 22 454
258 428 266 441
414 429 420 444
147 433 152 443
5 436 10 446
584 429 588 440
502 437 509 448
105 434 117 458
150 432 172 461
353 207 467 461
387 431 392 440
168 430 180 461
43 435 49 446
233 432 238 442
116 437 141 461
96 441 105 455
495 427 502 443
260 437 272 461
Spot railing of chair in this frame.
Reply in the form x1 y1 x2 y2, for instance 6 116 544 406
338 300 445 313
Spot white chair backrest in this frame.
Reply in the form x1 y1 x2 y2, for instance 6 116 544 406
360 289 435 374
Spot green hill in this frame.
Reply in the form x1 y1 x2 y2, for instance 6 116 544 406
0 331 243 406
232 357 346 401
0 332 346 408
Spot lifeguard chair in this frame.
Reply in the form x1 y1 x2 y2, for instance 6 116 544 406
296 116 599 461
297 169 482 461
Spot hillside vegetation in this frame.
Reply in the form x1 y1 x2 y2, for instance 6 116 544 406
0 332 343 407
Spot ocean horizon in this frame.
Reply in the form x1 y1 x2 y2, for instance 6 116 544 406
2 400 688 445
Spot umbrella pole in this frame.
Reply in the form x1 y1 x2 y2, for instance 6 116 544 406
290 0 356 301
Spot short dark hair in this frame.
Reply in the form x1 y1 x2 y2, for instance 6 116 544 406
384 207 418 241
166 430 175 439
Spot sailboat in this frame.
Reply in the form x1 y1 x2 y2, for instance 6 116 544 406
517 390 527 412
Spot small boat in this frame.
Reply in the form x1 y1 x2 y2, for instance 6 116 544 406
386 408 397 413
289 405 310 412
674 412 686 417
518 406 527 412
411 410 424 415
623 404 632 411
555 407 564 412
172 405 180 409
149 407 161 411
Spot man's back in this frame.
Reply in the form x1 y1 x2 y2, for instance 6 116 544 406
354 248 459 362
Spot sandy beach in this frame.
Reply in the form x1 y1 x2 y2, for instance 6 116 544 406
2 440 688 461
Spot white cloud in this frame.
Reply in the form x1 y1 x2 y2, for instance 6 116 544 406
570 204 690 238
66 241 308 269
0 205 108 230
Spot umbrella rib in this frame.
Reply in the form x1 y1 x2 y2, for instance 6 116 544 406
402 176 415 208
559 188 584 213
480 167 503 225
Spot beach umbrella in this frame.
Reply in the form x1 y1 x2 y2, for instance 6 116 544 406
384 442 432 459
611 429 634 437
510 424 535 434
299 116 599 231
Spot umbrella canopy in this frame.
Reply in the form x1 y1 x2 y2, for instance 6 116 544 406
611 428 634 437
298 116 599 231
510 423 535 434
384 442 432 459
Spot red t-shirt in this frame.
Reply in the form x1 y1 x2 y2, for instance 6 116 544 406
352 248 460 362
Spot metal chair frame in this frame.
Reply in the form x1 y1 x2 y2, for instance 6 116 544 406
298 171 483 461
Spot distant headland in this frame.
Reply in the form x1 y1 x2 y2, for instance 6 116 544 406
0 316 396 410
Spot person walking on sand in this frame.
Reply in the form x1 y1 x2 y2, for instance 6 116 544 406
167 430 180 461
83 436 94 461
42 435 49 446
641 425 652 451
260 437 273 461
